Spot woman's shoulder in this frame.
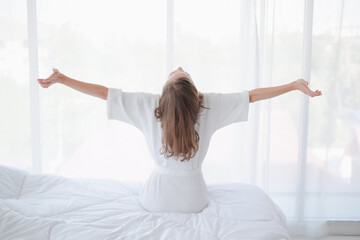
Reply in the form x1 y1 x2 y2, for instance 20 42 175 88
201 92 220 107
200 90 249 111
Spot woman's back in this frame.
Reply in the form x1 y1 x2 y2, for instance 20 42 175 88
107 88 250 213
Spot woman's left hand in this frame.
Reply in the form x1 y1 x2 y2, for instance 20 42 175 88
293 79 322 97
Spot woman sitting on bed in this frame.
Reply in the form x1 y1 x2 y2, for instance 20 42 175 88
38 67 322 213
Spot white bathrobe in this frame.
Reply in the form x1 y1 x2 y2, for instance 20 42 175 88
107 87 249 213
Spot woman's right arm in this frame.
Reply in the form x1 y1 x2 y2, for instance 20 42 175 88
37 68 108 100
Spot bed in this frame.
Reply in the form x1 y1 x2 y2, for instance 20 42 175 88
0 164 290 239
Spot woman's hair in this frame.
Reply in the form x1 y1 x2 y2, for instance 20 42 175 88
154 77 209 162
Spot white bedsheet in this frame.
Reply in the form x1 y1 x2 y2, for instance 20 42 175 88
0 165 290 239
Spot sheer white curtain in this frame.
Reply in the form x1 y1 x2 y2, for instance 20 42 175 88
1 0 359 237
242 0 360 237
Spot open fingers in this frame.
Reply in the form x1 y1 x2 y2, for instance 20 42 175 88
299 82 322 97
37 78 49 84
314 90 322 96
309 89 322 97
38 82 49 88
37 77 58 83
37 78 54 88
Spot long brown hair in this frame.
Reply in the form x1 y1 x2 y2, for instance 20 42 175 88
154 77 208 161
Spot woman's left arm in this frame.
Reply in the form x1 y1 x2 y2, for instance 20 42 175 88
248 79 322 103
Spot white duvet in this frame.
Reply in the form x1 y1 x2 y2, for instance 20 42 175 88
0 165 290 240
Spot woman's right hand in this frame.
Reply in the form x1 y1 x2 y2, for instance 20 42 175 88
37 68 63 88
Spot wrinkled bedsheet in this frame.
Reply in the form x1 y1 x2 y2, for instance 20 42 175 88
0 165 290 240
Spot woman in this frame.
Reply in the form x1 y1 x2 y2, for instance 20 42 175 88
38 67 322 213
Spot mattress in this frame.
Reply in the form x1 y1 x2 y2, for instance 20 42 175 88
0 164 290 240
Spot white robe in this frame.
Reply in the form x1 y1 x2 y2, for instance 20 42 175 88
107 88 249 213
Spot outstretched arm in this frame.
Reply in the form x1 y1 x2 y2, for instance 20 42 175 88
249 79 322 103
38 68 108 100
